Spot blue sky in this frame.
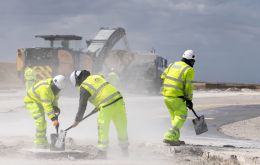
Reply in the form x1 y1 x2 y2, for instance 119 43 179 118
1 0 260 83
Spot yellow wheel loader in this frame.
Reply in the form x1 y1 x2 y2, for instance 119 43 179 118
16 35 92 82
16 28 168 94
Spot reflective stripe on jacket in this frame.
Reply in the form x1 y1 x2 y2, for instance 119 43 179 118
80 75 122 108
161 61 194 100
24 78 58 120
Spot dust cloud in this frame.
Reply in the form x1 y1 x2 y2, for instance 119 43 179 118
1 61 260 164
0 60 197 164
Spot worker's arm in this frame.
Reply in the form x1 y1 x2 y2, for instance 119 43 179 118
40 90 57 121
53 95 60 116
74 87 91 122
53 95 59 107
184 68 195 101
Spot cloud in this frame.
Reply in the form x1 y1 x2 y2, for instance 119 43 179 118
0 0 260 82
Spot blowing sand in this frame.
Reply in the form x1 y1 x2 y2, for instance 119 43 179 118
0 62 260 164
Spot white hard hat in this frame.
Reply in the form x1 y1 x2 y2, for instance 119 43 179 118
182 50 195 60
53 75 66 90
70 70 81 86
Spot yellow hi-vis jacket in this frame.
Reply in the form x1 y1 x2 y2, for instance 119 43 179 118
24 67 36 81
24 78 58 120
80 75 122 108
161 61 195 100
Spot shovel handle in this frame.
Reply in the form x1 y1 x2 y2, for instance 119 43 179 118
65 108 99 132
56 125 59 135
190 108 200 119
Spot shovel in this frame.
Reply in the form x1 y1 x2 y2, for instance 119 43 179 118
50 125 64 151
190 108 208 135
53 108 99 151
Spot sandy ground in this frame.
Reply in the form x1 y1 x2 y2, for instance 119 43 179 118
194 89 260 111
1 62 259 141
194 89 260 142
220 116 260 141
0 88 260 164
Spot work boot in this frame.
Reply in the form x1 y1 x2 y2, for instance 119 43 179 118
179 140 186 145
96 150 107 159
163 139 184 146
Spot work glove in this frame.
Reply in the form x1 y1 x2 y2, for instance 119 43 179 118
52 119 59 127
53 106 61 116
186 100 193 110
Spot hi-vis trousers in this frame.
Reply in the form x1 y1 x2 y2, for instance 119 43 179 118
25 102 48 147
97 99 129 151
163 97 187 142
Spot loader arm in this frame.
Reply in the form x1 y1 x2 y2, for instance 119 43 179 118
85 27 132 73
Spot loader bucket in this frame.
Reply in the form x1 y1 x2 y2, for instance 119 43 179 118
192 115 208 135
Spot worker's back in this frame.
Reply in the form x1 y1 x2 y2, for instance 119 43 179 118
161 61 194 97
24 78 56 104
80 75 122 108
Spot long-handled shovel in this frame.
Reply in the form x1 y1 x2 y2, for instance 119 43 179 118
190 108 208 135
53 108 99 150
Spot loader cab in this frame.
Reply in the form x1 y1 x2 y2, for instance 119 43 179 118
150 55 168 94
35 35 82 51
155 56 168 72
16 35 85 81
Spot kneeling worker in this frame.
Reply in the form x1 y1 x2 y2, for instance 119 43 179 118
70 70 129 158
24 75 66 148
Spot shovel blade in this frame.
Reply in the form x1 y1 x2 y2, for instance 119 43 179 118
192 115 208 135
50 133 65 151
50 133 58 150
54 130 66 151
